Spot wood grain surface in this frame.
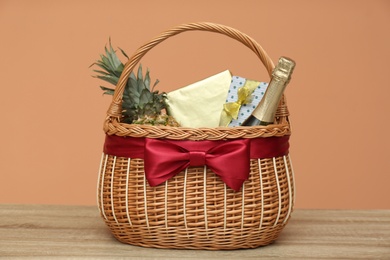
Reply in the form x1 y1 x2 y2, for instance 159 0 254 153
0 204 389 259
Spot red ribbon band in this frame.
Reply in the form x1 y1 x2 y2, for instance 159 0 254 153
103 135 289 191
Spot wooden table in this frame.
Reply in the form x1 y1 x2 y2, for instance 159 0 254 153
0 204 389 259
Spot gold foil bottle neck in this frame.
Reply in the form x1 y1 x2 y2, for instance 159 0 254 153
273 56 296 83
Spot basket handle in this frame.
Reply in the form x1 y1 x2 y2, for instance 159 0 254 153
107 22 275 119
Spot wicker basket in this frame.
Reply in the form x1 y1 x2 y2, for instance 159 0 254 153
97 22 296 250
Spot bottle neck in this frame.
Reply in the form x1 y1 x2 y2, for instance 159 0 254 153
251 75 288 124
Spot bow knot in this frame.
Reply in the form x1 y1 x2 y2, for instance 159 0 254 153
189 151 206 166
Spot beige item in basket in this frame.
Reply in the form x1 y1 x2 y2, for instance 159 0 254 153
165 70 232 128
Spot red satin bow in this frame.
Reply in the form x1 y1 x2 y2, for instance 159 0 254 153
144 138 251 191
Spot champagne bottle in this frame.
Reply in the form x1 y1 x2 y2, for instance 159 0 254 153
241 56 296 126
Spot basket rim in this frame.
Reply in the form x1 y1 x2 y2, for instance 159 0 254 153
104 119 291 140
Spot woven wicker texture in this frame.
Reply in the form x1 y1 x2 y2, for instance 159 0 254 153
98 22 295 250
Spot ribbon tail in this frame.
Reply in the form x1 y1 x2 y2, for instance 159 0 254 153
219 109 233 127
224 102 241 119
208 166 249 192
145 162 190 187
219 177 246 192
206 139 251 192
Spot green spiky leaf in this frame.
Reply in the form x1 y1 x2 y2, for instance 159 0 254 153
137 65 143 81
144 69 151 90
99 86 115 95
118 47 129 60
91 40 168 124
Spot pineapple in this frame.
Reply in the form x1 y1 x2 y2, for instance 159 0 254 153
91 40 179 126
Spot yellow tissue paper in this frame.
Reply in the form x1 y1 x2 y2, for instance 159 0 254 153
165 70 232 128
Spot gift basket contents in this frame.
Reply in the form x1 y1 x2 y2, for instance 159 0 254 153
92 22 297 250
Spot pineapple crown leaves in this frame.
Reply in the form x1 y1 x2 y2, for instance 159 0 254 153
124 66 166 120
89 39 125 94
91 40 168 124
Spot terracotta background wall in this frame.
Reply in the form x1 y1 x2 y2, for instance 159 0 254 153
1 0 389 209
